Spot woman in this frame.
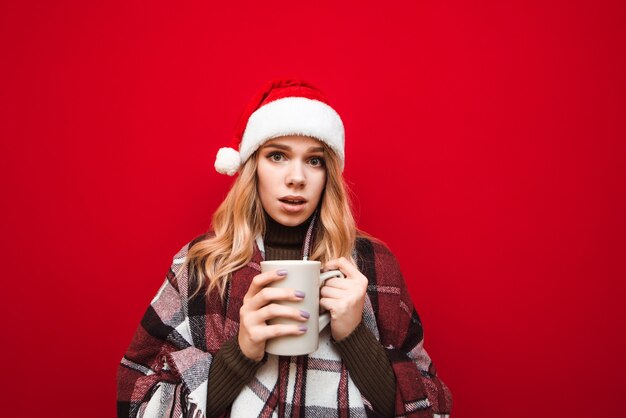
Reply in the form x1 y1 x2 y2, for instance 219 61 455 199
117 79 452 417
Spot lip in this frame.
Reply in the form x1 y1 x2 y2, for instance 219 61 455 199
278 195 308 214
278 195 308 203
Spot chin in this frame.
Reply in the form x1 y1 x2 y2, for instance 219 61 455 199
275 216 308 227
268 209 312 227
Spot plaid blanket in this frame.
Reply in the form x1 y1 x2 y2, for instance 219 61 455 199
117 236 452 417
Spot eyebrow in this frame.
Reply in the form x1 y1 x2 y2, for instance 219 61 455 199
263 143 324 153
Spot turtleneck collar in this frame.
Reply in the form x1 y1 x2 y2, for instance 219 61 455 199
263 211 314 260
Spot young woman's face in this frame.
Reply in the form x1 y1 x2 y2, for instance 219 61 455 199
256 135 327 227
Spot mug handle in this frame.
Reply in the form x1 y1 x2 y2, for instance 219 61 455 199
318 270 345 331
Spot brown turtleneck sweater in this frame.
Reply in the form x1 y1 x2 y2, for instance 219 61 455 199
206 215 396 417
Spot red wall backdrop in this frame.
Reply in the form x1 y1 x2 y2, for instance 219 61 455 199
2 1 625 416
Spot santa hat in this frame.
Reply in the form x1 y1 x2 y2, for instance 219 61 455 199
214 79 345 176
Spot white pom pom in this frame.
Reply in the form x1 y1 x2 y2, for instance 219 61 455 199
214 147 241 176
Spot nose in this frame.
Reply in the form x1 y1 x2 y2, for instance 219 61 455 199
286 160 306 188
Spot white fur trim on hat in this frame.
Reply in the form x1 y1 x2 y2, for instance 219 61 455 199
214 147 241 176
240 97 345 170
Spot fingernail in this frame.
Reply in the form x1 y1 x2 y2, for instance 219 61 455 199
300 310 310 319
298 325 308 332
294 290 305 298
277 269 288 276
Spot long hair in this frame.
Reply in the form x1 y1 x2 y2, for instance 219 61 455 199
181 141 357 299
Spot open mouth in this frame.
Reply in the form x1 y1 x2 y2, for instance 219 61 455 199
279 198 306 206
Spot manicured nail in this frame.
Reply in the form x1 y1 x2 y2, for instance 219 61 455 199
298 325 308 332
277 269 288 276
294 290 305 298
300 310 310 319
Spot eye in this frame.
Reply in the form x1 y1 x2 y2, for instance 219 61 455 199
308 157 325 167
267 152 285 162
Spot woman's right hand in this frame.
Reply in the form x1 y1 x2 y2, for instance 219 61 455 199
238 269 309 362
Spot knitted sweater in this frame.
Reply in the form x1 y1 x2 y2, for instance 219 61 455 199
205 215 396 417
117 233 452 417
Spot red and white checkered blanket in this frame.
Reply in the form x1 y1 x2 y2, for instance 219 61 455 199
117 236 452 417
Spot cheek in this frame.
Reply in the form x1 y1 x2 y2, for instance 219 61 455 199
257 177 271 202
257 161 280 186
312 173 327 202
256 167 268 203
256 163 271 189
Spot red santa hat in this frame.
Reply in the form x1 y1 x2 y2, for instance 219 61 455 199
214 78 345 176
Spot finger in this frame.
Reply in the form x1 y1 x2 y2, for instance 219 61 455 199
246 287 305 311
257 324 308 341
246 270 289 298
320 285 345 299
319 297 336 314
323 277 352 290
257 304 310 323
323 257 360 278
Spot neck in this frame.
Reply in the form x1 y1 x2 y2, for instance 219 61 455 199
263 212 312 260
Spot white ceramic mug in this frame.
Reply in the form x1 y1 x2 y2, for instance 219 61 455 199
260 260 344 356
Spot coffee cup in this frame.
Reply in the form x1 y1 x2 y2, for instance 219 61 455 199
260 260 344 356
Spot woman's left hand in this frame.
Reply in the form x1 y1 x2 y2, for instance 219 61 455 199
320 257 368 341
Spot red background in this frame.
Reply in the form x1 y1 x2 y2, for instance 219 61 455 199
2 1 625 416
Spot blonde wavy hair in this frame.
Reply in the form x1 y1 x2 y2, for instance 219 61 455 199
181 140 357 299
